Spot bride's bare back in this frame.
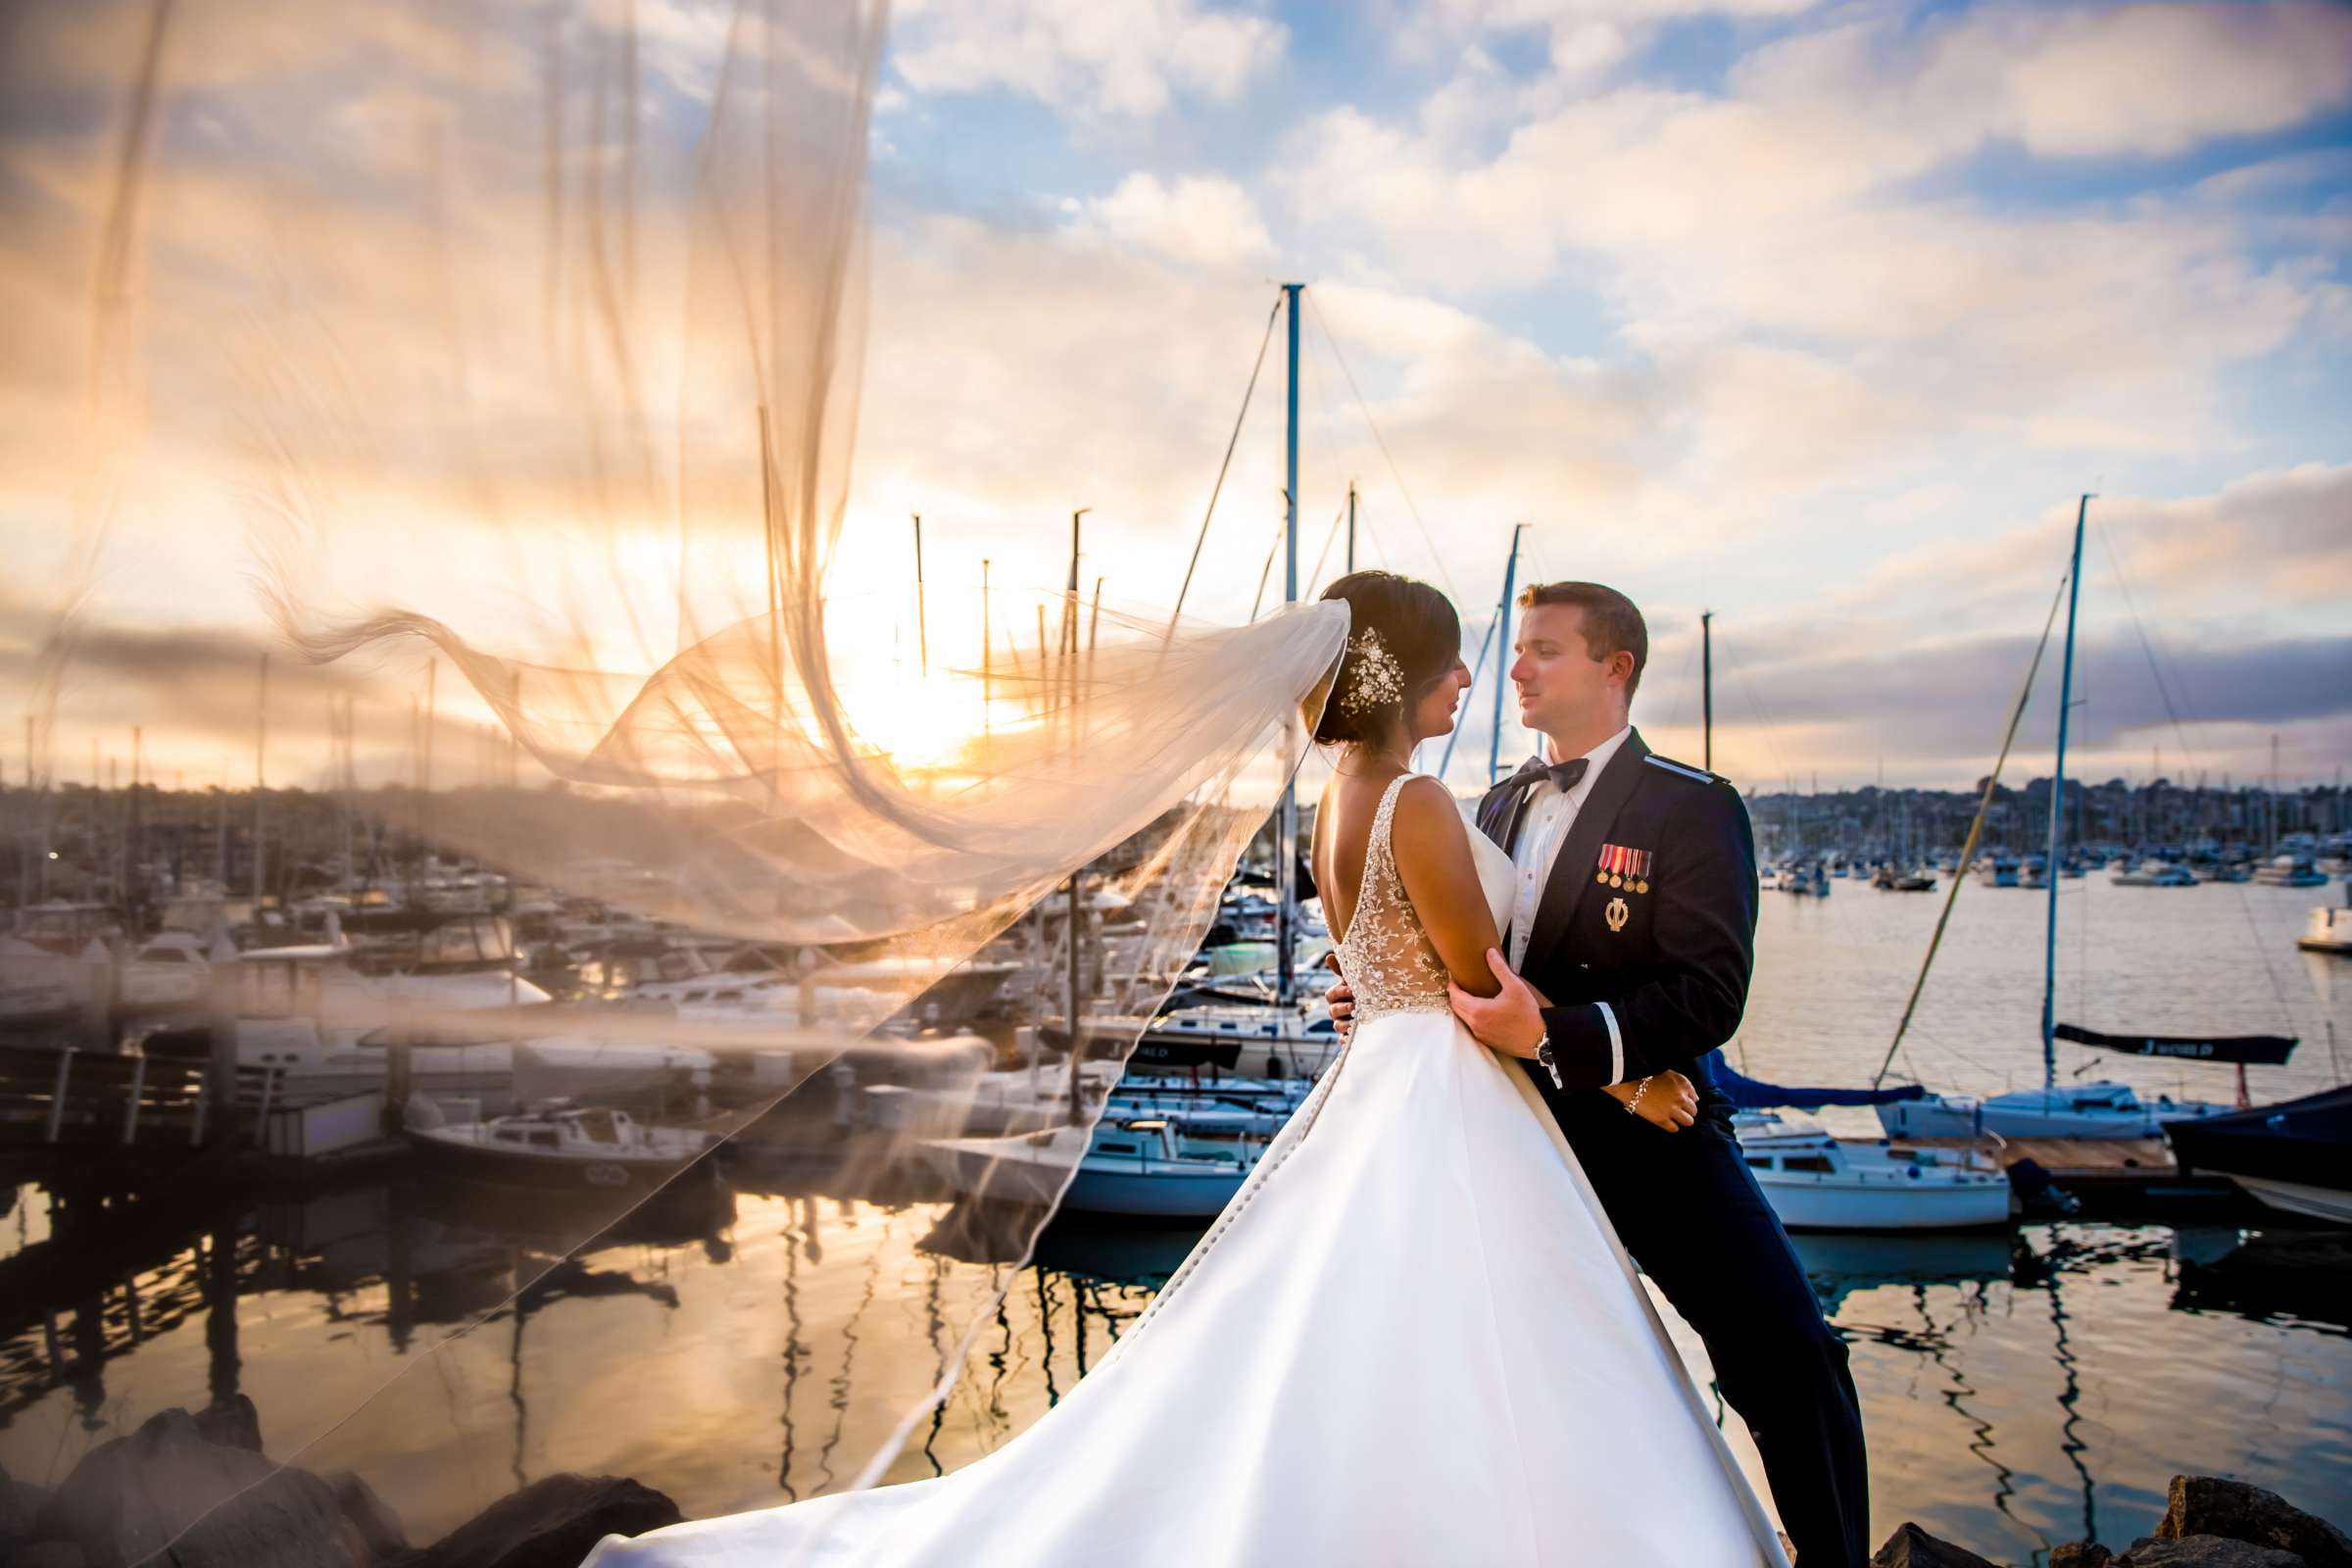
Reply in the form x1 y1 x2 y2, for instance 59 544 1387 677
1313 768 1502 999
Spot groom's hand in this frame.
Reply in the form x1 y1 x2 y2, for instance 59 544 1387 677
1323 956 1353 1040
1447 949 1545 1058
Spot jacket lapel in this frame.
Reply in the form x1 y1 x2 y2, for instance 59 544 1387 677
1523 729 1650 968
1476 772 1535 853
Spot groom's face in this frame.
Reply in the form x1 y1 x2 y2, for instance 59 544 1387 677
1511 604 1618 739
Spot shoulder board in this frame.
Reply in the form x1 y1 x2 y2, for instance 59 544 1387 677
1642 755 1719 786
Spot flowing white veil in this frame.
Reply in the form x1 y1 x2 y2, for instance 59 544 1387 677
1 0 1346 1551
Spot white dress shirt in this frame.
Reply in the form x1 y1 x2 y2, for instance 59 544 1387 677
1506 724 1632 1084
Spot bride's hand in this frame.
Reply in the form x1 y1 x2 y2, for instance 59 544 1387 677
1605 1069 1698 1132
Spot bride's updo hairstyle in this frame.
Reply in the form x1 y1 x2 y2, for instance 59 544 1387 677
1313 570 1461 746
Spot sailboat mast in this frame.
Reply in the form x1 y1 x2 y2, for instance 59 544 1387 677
1276 282 1303 1008
1487 523 1527 785
1700 611 1713 772
2042 494 2090 1091
1346 481 1356 574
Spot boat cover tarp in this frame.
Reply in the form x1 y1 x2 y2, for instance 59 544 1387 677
2055 1022 2297 1065
1716 1064 1927 1111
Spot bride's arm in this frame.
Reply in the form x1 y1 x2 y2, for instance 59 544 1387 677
1387 777 1504 998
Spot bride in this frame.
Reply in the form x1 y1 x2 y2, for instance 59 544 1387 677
586 571 1788 1566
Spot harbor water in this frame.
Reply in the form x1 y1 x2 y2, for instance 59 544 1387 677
3 879 2345 1561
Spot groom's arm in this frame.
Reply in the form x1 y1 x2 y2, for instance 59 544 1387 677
1536 784 1757 1090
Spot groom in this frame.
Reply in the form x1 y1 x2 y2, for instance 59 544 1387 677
1329 581 1869 1566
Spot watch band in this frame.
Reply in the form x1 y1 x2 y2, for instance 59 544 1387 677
1535 1033 1563 1090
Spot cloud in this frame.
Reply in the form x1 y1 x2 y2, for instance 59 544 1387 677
1984 1 2352 158
1273 4 2348 502
888 0 1286 118
1071 172 1274 270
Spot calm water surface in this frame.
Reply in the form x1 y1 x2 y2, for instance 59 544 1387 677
2 881 2345 1560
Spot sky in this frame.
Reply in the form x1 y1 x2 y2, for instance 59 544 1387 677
2 0 2349 797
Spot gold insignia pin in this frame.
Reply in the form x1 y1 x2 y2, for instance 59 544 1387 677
1605 896 1630 933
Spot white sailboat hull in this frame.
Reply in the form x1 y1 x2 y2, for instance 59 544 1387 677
921 1126 1255 1219
1876 1086 2231 1141
1754 1173 2012 1232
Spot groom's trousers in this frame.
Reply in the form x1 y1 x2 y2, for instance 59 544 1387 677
1557 1091 1871 1568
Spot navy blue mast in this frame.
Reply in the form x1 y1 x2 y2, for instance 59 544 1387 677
2043 495 2090 1089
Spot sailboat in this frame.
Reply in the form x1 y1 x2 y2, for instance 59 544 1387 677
1875 498 2296 1142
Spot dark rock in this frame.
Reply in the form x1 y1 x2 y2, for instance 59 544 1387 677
34 1407 366 1568
194 1394 265 1454
2158 1477 2352 1568
2117 1535 2308 1567
2053 1545 2116 1568
325 1468 414 1563
1870 1521 2002 1567
16 1542 88 1568
417 1475 682 1568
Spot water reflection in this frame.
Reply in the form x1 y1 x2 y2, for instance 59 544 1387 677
2 1167 2346 1562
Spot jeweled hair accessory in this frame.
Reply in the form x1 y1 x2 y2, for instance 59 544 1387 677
1339 626 1405 717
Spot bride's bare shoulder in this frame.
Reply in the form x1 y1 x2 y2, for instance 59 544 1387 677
1386 776 1472 859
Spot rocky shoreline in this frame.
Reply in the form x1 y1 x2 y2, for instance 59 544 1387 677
5 1401 2344 1567
1870 1475 2351 1568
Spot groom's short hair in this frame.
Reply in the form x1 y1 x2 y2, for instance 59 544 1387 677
1517 581 1648 699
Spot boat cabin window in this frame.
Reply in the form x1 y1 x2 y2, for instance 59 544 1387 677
1780 1155 1835 1174
1744 1155 1772 1169
576 1108 621 1144
529 1129 561 1149
142 947 191 964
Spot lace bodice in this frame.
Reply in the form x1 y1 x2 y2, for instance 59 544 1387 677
1334 774 1515 1026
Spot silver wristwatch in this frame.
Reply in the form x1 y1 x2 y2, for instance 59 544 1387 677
1534 1033 1564 1089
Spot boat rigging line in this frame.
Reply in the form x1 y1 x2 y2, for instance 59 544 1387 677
1303 288 1458 601
2093 514 2301 1029
1167 290 1284 634
1870 569 2072 1090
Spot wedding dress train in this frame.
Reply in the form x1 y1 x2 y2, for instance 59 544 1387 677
586 775 1787 1565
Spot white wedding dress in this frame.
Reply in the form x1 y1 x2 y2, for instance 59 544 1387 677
586 776 1788 1566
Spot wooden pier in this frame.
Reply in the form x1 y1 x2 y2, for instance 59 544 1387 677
1893 1134 2243 1211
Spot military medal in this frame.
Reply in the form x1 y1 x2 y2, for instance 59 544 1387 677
1597 844 1651 897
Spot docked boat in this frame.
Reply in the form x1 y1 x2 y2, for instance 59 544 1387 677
921 1117 1264 1218
1774 862 1830 897
404 1094 720 1193
1974 854 2020 889
2112 859 2194 887
2165 1085 2352 1225
1871 864 1936 892
118 932 213 1010
1102 1070 1309 1137
140 940 554 1107
1735 1111 2011 1231
0 936 76 1025
1140 1004 1343 1078
1875 1080 2233 1141
2300 887 2352 956
1880 500 2296 1142
2256 854 2329 889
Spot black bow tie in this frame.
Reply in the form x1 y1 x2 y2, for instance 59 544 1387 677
1499 755 1589 798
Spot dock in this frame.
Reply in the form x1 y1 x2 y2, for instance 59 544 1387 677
1892 1135 2243 1212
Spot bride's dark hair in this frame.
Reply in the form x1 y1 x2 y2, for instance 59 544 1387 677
1313 571 1460 746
